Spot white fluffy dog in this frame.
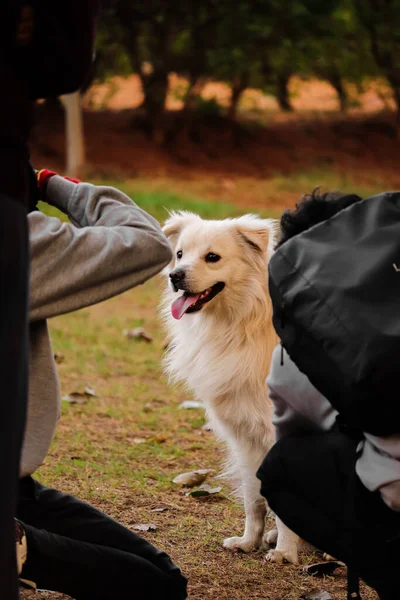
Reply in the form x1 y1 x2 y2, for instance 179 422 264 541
160 211 300 564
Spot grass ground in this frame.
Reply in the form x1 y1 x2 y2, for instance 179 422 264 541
115 170 387 216
25 178 380 600
42 169 388 224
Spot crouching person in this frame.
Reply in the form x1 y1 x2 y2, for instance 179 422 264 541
17 169 187 600
257 190 400 600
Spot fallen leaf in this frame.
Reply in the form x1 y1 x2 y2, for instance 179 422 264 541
151 507 168 513
132 523 157 532
322 553 337 561
187 484 222 498
54 352 65 364
300 590 333 600
302 561 343 577
84 386 98 397
62 392 88 405
62 386 98 404
172 469 213 487
179 400 204 409
123 327 153 343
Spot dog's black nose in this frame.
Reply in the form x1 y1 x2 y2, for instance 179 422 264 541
169 269 186 284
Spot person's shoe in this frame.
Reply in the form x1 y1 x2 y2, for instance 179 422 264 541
15 519 27 575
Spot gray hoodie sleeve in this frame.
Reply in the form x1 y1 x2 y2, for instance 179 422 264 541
356 435 400 510
269 383 324 441
29 176 172 322
268 346 338 441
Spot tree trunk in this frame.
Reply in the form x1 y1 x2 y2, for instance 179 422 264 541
276 71 293 112
326 70 348 112
183 76 207 113
354 1 399 135
60 92 85 179
392 90 400 140
139 69 169 145
386 75 400 139
228 74 248 121
163 76 208 146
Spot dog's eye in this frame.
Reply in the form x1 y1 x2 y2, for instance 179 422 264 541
176 250 183 260
205 252 221 263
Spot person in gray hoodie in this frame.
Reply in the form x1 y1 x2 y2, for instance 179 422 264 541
256 190 400 600
16 169 187 600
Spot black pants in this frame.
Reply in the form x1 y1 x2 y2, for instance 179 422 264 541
0 196 29 600
257 432 400 599
17 478 188 600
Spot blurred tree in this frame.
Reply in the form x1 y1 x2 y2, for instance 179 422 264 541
107 1 220 142
260 45 296 113
88 0 399 135
101 0 342 124
206 1 262 119
207 0 341 116
106 1 173 141
93 20 131 84
255 0 342 112
296 0 378 111
354 0 400 133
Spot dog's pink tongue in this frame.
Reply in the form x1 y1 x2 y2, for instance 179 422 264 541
171 294 200 320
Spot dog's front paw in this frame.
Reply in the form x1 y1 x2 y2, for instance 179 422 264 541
223 536 259 553
266 549 285 564
265 548 299 565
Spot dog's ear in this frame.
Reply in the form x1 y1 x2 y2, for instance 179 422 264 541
162 211 198 248
234 215 275 253
269 219 281 250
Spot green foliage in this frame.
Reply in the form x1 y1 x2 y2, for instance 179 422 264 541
90 183 244 222
297 0 377 82
354 0 400 108
93 12 131 82
192 96 223 119
93 0 400 116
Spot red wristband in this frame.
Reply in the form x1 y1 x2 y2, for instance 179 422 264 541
37 169 81 194
36 169 57 193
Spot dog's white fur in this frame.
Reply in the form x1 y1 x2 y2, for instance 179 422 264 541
160 211 299 563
